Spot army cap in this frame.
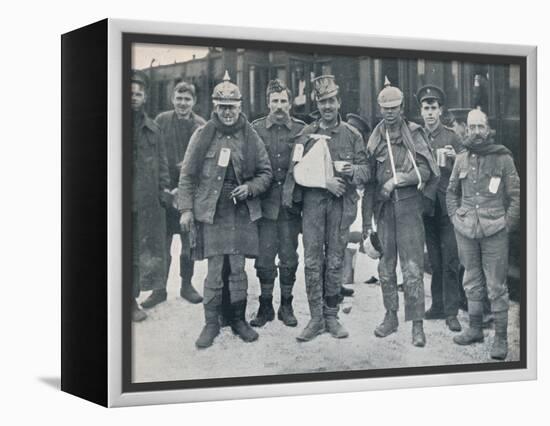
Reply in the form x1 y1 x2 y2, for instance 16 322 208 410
131 69 149 89
416 84 446 105
377 76 403 108
312 75 339 101
266 78 290 97
212 70 242 105
346 113 371 136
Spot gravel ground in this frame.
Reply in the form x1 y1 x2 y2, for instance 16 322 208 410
133 238 520 383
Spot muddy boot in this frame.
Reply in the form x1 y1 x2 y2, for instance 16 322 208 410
297 299 325 342
278 295 298 327
340 286 355 297
180 258 203 304
250 296 275 327
141 289 167 309
230 300 259 343
132 299 147 322
180 281 203 304
445 316 462 332
490 311 508 360
195 298 221 349
374 310 398 337
453 301 484 345
412 320 426 347
324 303 349 339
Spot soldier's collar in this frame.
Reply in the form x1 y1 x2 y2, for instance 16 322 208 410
426 121 443 137
316 115 343 134
266 113 292 129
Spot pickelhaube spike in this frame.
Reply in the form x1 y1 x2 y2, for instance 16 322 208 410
212 70 242 105
377 76 403 108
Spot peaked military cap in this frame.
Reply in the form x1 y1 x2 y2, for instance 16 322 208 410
346 113 371 136
212 70 242 105
312 75 339 101
377 76 403 108
416 84 446 105
131 69 149 89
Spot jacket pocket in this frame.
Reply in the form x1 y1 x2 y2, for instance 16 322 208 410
201 149 218 178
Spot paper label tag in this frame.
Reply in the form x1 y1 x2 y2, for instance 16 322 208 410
489 177 501 194
292 144 304 162
218 148 231 167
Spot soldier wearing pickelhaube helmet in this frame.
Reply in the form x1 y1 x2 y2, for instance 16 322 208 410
363 77 439 347
416 85 464 332
283 75 371 342
177 71 272 348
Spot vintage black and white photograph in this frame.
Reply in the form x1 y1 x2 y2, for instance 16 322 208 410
125 36 525 387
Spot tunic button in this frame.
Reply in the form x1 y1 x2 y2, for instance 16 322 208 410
476 192 480 195
213 190 217 194
277 168 281 171
226 135 230 139
475 205 479 208
473 180 477 183
277 154 281 157
472 154 476 157
472 167 475 170
217 176 221 180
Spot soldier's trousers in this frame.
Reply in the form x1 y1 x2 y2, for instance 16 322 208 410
254 210 301 290
377 194 425 321
163 210 194 287
424 202 461 316
302 189 349 306
455 229 509 313
203 254 247 305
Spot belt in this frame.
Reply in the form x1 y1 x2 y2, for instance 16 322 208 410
390 185 419 202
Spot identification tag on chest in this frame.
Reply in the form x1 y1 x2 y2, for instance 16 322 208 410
489 177 501 194
218 148 231 167
292 144 304 162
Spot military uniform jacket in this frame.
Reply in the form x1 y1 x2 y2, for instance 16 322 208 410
252 114 305 220
446 146 520 239
362 121 435 224
178 121 272 225
155 110 206 189
424 122 463 216
283 118 370 230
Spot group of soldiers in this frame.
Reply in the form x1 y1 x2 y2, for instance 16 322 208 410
130 66 519 361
